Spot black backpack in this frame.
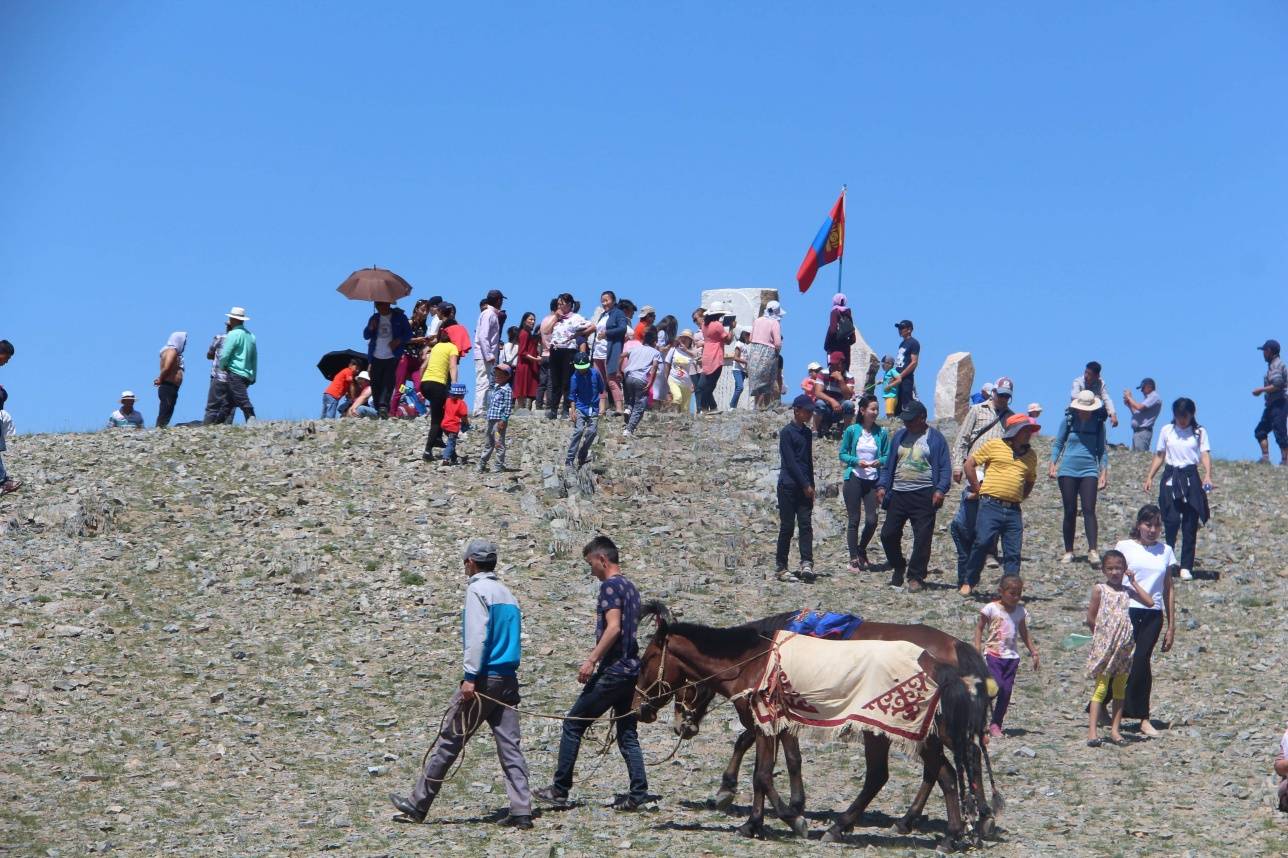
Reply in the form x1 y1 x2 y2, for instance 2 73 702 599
833 312 856 348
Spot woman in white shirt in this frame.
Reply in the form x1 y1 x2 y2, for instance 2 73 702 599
1143 397 1212 581
1113 504 1177 738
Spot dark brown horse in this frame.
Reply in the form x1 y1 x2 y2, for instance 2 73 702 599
673 610 1001 839
631 602 993 848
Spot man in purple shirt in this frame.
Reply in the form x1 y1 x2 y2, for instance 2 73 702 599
473 289 505 416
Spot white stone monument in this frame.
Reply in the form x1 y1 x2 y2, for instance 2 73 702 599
699 288 778 410
934 351 975 422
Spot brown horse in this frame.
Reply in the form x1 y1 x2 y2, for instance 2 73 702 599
631 602 992 848
674 610 1001 839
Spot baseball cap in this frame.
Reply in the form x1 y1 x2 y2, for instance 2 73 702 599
791 394 815 410
827 350 845 366
1002 413 1040 439
463 538 498 564
806 361 823 371
493 362 512 377
486 289 506 302
1137 377 1155 390
1257 339 1280 352
573 354 592 369
994 376 1014 396
426 295 443 306
895 319 913 330
898 400 927 422
640 305 656 317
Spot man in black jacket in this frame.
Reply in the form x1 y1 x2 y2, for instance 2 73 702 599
776 394 816 583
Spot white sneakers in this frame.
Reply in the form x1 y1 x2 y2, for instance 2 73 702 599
1060 552 1074 564
1179 568 1193 580
1087 549 1100 566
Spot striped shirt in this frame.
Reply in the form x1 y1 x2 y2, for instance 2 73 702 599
486 383 513 421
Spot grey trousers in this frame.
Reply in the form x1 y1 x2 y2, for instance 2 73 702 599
410 675 531 816
624 375 648 432
565 413 598 466
1131 428 1153 452
202 379 235 425
479 419 507 470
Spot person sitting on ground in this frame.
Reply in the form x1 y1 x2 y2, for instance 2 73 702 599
322 357 364 419
440 383 470 466
393 380 427 419
345 371 378 418
106 391 145 429
970 381 996 406
812 351 854 438
801 361 823 401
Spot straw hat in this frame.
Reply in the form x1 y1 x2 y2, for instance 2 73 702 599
226 306 250 321
1069 389 1102 411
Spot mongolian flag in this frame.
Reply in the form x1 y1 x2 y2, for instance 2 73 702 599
795 188 845 293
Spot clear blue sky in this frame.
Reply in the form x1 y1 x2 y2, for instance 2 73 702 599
2 2 1285 459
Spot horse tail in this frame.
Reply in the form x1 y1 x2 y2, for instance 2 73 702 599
933 663 982 824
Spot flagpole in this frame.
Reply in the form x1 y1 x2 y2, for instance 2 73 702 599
836 185 846 294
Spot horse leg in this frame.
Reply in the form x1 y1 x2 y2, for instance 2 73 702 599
761 733 808 837
736 733 775 838
894 739 941 835
822 733 891 843
970 742 996 838
933 750 967 852
781 732 808 820
713 728 755 810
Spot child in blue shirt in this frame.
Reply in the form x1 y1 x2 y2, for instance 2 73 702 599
565 354 606 468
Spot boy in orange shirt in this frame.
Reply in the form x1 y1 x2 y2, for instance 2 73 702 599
440 383 470 466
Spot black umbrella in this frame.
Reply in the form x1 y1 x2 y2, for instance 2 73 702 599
317 349 368 380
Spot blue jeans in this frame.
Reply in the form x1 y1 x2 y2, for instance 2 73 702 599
964 497 1023 586
551 670 647 803
354 404 378 418
0 451 7 484
443 431 460 462
566 413 599 465
730 368 746 408
321 394 341 418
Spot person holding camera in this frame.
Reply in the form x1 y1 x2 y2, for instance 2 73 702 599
697 302 734 413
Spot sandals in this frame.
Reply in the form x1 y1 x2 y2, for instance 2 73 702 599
1086 738 1104 748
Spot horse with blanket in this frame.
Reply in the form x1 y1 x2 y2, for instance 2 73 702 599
632 603 1000 848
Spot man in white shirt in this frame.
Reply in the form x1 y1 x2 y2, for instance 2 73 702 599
473 290 505 416
1072 360 1118 428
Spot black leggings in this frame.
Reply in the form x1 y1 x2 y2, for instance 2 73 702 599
546 349 576 416
1058 475 1098 551
842 476 879 558
1123 607 1163 720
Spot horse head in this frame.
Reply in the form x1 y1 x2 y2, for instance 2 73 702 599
634 600 678 724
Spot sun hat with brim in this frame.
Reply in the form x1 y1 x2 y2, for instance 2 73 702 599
463 538 498 564
120 390 136 400
677 329 694 341
357 371 371 381
765 300 785 318
1069 389 1102 412
705 301 725 316
640 305 656 317
1002 414 1040 439
1027 402 1043 414
226 307 250 321
573 354 592 369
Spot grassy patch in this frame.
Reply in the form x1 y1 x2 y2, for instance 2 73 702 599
399 570 425 586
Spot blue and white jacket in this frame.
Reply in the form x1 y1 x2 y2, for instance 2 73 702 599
462 571 522 681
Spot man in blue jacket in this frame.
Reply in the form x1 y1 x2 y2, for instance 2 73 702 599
877 400 951 592
390 539 534 829
776 394 817 582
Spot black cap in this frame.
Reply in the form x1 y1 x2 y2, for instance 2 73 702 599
486 289 506 302
1137 377 1155 390
895 319 913 330
1258 339 1280 353
898 400 928 422
426 295 443 306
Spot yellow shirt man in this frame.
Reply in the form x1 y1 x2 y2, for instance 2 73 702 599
971 438 1037 503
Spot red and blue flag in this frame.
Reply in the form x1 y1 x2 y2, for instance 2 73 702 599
795 189 845 293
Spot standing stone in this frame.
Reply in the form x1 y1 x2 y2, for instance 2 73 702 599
699 288 779 411
934 352 974 422
848 322 879 398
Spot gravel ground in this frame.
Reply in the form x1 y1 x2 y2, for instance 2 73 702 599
1 410 1285 857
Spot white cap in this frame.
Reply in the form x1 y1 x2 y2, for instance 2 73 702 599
807 361 823 371
121 390 136 399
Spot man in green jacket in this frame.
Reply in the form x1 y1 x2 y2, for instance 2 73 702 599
217 307 257 423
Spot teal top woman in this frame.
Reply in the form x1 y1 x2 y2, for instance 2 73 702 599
839 394 891 571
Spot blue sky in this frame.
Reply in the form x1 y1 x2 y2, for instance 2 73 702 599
2 2 1285 459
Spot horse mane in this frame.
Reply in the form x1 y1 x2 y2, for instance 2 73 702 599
741 611 800 636
667 621 769 659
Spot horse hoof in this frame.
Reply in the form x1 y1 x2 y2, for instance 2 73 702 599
712 790 735 812
935 835 958 853
736 821 762 839
789 815 809 838
978 816 996 838
894 818 914 835
821 827 842 844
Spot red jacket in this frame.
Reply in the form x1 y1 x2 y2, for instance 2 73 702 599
442 397 469 433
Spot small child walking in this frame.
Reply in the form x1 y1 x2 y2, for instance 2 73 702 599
973 575 1039 739
441 383 470 466
1085 549 1154 746
879 355 899 418
479 363 513 473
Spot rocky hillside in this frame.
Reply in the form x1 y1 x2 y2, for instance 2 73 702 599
1 411 1285 857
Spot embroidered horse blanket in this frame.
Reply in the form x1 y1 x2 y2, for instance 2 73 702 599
747 632 940 743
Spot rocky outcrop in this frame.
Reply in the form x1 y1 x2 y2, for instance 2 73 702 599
934 351 975 422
